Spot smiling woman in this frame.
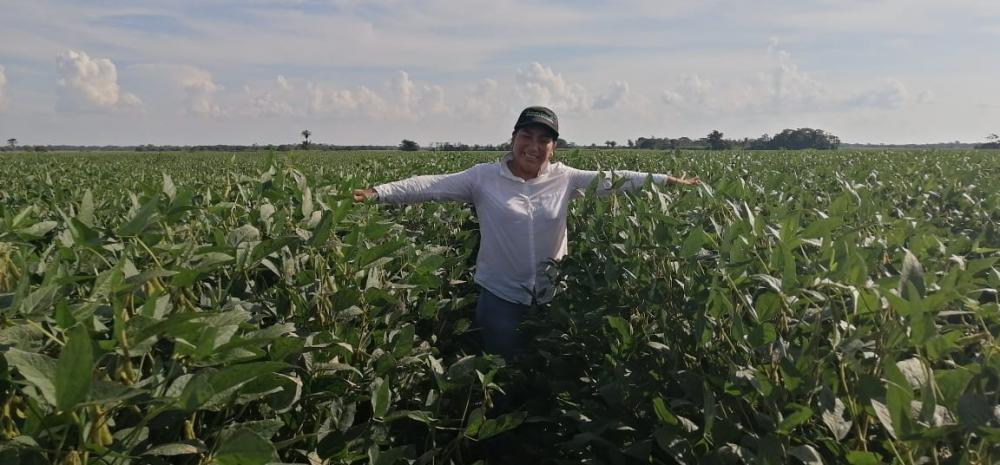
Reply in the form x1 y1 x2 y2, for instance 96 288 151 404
352 106 701 359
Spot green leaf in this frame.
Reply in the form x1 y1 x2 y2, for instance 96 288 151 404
177 361 287 412
788 445 823 465
143 442 206 456
883 359 915 438
845 450 882 465
372 377 391 419
19 284 59 315
957 393 993 428
605 315 632 345
756 434 783 465
300 186 313 218
777 404 813 434
55 324 95 411
464 409 527 441
4 349 58 406
368 445 406 465
309 210 334 247
897 249 925 300
754 292 782 321
116 196 160 236
78 189 95 227
67 217 101 246
357 240 406 268
652 397 679 425
821 397 852 441
212 429 276 465
162 173 177 203
680 226 705 258
16 221 58 240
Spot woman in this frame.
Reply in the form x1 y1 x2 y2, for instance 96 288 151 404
353 106 700 359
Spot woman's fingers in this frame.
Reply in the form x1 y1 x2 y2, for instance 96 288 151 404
352 189 368 202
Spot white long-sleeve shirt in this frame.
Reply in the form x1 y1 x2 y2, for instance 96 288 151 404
373 153 672 305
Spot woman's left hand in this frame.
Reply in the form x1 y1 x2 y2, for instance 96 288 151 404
673 175 701 186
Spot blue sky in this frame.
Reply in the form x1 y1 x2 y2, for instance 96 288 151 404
1 0 998 145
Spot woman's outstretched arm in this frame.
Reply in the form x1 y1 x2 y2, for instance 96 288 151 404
567 166 700 197
353 166 480 204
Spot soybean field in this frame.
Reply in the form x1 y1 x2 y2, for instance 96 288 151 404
0 149 998 465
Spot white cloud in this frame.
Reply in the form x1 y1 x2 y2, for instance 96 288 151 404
179 68 222 117
848 78 934 109
56 50 141 111
394 71 448 119
515 62 590 112
764 40 827 108
131 63 222 116
656 41 934 116
0 65 7 110
243 75 300 117
593 81 630 110
661 74 715 110
661 89 684 106
276 74 291 91
306 71 449 120
460 78 501 120
309 81 387 118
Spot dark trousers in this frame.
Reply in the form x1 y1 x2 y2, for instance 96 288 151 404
474 287 531 360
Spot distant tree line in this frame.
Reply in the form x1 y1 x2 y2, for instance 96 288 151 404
4 129 996 153
629 128 841 151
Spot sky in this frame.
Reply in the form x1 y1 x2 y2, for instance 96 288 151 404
0 0 998 146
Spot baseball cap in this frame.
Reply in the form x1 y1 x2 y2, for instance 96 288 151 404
513 106 559 138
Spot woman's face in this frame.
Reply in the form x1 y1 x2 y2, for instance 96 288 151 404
510 125 556 178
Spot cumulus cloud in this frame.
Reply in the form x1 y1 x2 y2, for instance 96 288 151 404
0 65 7 110
56 50 141 111
848 78 933 109
763 39 827 107
307 71 449 120
661 74 715 110
131 63 222 116
515 62 590 112
309 81 387 118
593 80 630 110
178 68 222 117
243 75 300 117
657 40 933 115
394 71 448 118
460 78 501 120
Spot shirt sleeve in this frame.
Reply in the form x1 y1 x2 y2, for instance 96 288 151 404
373 165 479 204
567 166 671 198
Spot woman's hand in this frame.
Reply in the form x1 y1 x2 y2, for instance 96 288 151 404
671 175 701 186
353 188 377 203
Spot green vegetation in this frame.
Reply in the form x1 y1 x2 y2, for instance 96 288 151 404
0 149 998 464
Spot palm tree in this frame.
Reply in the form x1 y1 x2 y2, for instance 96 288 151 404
301 130 311 149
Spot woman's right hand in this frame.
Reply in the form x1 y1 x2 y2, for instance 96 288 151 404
353 188 377 203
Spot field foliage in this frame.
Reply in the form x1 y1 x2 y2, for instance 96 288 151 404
0 149 998 465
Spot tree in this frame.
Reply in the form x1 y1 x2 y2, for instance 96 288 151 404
399 139 420 151
976 133 1000 149
6 138 15 149
301 130 311 149
605 140 617 148
748 128 840 150
706 130 729 150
